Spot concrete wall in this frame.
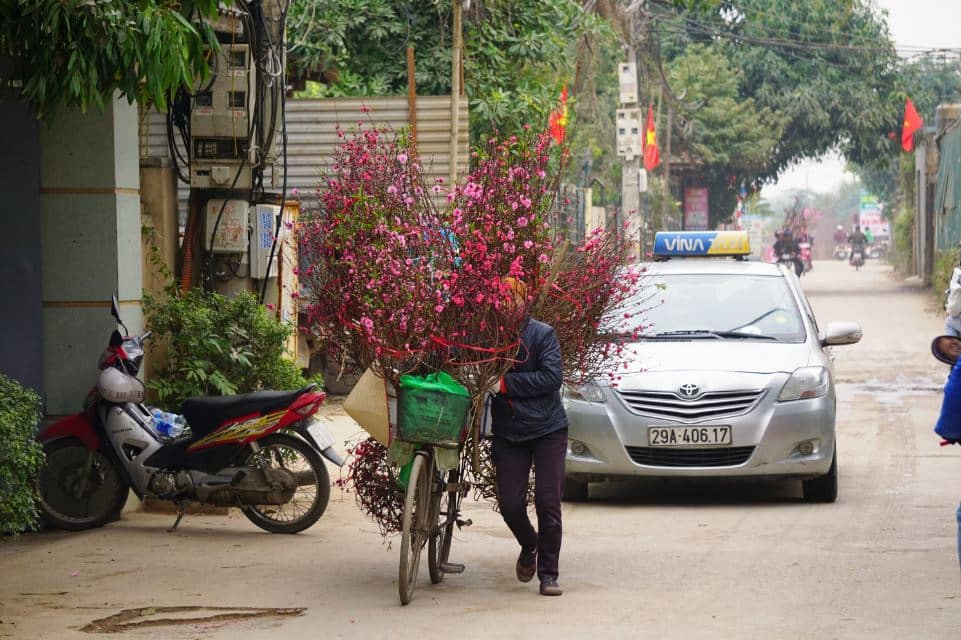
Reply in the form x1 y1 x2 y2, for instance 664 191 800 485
0 100 43 392
39 96 143 415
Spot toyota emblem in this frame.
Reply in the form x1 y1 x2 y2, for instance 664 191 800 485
678 384 700 398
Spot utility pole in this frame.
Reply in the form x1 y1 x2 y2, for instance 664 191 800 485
616 49 642 259
449 0 463 186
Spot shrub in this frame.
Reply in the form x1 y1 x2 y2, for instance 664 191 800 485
144 289 314 410
0 374 44 535
892 206 913 274
932 249 960 302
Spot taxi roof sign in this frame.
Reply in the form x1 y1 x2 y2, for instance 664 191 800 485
653 231 751 260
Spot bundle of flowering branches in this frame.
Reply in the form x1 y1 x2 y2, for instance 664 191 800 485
299 125 456 387
535 226 646 387
342 437 404 536
301 123 643 526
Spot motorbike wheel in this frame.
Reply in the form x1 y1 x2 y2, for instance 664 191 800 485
240 433 330 534
37 439 129 531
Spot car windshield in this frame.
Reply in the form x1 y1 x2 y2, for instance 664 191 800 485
614 273 807 343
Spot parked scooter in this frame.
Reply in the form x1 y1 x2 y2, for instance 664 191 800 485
36 295 342 533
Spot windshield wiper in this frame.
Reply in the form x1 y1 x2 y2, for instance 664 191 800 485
647 330 723 339
644 330 779 341
713 331 779 341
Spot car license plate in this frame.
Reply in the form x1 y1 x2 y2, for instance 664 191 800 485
648 426 732 447
307 419 336 450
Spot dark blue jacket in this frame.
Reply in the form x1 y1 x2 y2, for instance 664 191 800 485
936 358 961 441
491 316 569 442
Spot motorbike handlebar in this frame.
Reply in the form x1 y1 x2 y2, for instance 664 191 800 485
140 331 152 343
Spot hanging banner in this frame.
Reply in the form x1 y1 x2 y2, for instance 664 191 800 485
683 187 709 231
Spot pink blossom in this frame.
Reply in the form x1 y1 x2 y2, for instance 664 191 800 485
397 153 408 164
387 185 398 195
524 240 534 249
517 216 529 228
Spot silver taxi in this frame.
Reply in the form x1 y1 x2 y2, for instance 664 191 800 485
563 231 861 502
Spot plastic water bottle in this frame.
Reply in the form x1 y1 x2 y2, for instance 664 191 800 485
150 409 188 441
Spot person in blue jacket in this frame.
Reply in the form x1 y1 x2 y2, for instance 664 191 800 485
490 278 569 597
935 341 961 579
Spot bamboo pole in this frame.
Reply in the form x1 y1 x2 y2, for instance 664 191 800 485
407 46 417 144
449 0 462 186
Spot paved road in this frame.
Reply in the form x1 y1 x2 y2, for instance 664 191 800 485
2 260 959 639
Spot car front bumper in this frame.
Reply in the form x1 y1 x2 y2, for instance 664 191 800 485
564 387 836 482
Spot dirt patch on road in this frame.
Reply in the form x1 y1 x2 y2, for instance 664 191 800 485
80 606 305 633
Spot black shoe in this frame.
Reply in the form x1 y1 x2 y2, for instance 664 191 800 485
539 578 563 596
515 549 536 583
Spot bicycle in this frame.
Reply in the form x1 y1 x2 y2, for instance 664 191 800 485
398 444 471 605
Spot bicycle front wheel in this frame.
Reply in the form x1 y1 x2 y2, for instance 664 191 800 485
399 452 430 605
428 469 459 584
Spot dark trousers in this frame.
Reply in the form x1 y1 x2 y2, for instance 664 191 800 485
492 428 567 581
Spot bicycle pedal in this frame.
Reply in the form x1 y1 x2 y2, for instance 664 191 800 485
439 562 465 574
455 518 473 529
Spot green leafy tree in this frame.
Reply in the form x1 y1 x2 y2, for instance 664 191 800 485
0 374 44 535
678 0 902 176
0 0 220 117
665 44 785 225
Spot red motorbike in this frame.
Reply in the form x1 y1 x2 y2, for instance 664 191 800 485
36 296 341 533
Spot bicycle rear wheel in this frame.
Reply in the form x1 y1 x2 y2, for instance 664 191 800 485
399 452 430 605
428 469 459 584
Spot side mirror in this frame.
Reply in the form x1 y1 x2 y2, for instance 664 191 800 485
821 321 862 346
932 335 961 366
110 294 122 324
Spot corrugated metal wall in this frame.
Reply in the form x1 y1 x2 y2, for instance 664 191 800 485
140 95 469 217
935 125 961 252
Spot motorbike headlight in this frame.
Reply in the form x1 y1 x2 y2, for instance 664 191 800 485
778 366 830 402
563 380 606 403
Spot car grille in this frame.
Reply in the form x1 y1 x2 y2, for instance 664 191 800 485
625 445 756 467
615 389 764 421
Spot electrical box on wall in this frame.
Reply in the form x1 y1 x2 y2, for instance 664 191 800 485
250 204 281 279
190 43 255 190
619 62 638 104
205 199 249 253
616 108 642 159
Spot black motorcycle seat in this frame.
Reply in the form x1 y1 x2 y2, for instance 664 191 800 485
181 387 314 435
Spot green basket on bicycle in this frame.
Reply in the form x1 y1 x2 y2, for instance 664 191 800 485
396 372 471 448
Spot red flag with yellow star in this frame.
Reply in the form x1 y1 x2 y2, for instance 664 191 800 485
643 104 660 171
548 86 569 144
902 98 923 152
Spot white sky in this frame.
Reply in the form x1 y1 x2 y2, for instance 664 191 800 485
763 0 961 199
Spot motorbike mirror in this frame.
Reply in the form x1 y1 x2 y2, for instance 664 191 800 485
110 294 122 323
110 294 129 335
932 335 961 366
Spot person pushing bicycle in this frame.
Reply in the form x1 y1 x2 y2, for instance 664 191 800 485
490 278 569 596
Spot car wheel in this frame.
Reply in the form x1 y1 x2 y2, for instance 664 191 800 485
563 477 589 502
802 450 837 503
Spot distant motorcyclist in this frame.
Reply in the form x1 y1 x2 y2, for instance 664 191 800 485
774 228 803 277
833 225 847 245
848 226 868 265
864 226 875 246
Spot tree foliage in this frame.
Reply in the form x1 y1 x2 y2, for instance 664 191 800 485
287 0 608 141
665 44 784 223
0 0 219 117
650 0 905 224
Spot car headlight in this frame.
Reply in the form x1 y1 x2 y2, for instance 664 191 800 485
778 366 830 402
563 380 606 403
